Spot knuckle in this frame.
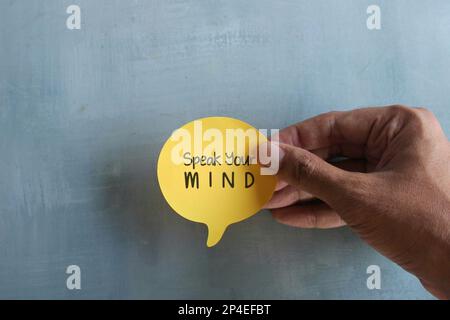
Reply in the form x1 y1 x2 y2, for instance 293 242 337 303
388 105 439 136
388 104 408 112
388 104 416 118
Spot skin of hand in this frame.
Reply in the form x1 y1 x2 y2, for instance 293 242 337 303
265 105 450 299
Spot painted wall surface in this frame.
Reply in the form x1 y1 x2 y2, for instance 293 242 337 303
1 0 448 299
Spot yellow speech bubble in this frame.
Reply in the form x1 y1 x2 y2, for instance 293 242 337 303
157 117 276 247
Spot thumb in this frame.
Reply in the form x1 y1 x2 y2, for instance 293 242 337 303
274 143 361 205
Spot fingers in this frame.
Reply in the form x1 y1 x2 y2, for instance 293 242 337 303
276 143 360 204
278 108 382 148
264 185 313 209
272 201 346 229
268 159 368 209
277 106 414 162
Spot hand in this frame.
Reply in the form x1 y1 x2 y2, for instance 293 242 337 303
266 105 450 299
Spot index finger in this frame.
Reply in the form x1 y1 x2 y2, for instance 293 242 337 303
277 105 410 161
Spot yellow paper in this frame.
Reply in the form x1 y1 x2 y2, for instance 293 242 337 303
157 117 276 247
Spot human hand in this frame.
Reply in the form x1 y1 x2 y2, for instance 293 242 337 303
266 106 450 299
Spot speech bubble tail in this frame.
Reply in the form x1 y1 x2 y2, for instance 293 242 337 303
206 223 227 247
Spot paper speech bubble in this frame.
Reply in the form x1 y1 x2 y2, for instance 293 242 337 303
157 117 276 247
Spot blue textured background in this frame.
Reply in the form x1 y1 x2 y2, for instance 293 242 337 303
1 0 448 299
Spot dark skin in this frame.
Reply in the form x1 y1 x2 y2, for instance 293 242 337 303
266 105 450 299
